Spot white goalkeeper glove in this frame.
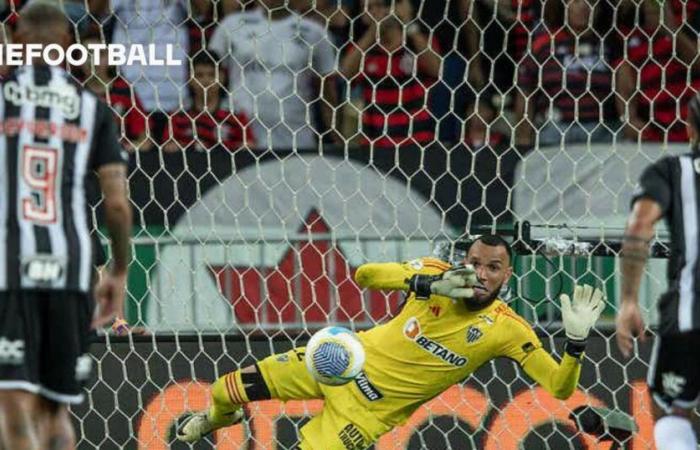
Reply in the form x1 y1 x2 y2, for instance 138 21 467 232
559 284 605 357
408 265 477 300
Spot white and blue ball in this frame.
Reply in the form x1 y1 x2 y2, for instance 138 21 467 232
305 326 365 386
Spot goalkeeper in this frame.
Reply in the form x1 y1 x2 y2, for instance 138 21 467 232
177 234 605 449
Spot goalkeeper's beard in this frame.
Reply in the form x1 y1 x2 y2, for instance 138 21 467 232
463 282 502 311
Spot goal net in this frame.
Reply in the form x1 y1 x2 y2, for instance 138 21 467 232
11 0 695 447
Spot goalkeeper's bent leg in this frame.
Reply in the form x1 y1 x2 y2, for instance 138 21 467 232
208 365 271 425
177 365 271 442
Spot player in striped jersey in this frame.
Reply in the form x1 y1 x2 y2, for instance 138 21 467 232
617 94 700 450
178 235 605 449
0 4 131 449
340 0 440 149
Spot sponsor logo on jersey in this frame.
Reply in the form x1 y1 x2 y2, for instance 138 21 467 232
429 305 441 317
75 354 93 381
354 371 383 401
22 256 64 283
408 259 423 270
0 337 24 365
338 423 365 450
478 314 494 326
403 318 468 367
403 317 421 339
5 80 81 119
521 342 536 354
466 326 483 344
662 372 687 398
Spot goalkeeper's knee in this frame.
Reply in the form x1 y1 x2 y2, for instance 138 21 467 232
209 365 271 422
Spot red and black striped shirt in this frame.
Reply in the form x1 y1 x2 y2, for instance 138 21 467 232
187 14 217 55
353 40 439 148
618 27 700 142
162 107 254 151
671 0 700 27
518 30 614 123
509 0 540 62
102 76 148 141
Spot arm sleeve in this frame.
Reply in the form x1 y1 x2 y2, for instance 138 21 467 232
503 322 582 400
630 158 672 215
354 257 449 291
90 101 128 170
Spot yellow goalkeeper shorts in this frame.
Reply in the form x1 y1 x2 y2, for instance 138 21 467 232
257 347 391 450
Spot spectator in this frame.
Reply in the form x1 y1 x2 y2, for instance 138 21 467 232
462 0 544 148
291 0 351 46
187 0 218 55
73 35 152 152
513 0 617 148
209 0 339 151
108 0 190 142
615 0 700 143
670 0 700 32
163 52 254 152
187 0 242 55
340 0 440 149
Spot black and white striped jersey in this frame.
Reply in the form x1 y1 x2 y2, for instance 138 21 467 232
0 65 126 294
632 153 700 335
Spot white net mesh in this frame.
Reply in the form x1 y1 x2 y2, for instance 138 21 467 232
5 0 695 447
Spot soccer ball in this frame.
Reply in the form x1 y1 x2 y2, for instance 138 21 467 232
304 326 365 386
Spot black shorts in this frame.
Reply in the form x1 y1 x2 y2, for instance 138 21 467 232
0 291 93 405
648 331 700 412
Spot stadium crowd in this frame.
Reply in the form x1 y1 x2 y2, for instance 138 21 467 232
0 0 697 153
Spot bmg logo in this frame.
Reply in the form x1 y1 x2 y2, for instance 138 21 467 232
0 337 25 365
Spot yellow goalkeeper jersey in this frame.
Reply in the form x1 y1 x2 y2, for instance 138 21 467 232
351 257 583 427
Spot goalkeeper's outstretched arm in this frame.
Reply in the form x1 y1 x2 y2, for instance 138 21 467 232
355 259 476 300
517 284 605 400
355 262 417 291
519 345 584 400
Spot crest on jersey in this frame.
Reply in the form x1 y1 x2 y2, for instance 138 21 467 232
466 326 483 344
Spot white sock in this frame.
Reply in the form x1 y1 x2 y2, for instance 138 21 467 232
655 415 698 450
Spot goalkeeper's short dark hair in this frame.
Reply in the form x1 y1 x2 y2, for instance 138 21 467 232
436 234 513 266
473 234 513 265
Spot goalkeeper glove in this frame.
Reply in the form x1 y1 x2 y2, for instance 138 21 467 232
560 284 605 358
407 265 477 300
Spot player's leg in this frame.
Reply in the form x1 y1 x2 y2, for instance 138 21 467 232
34 397 75 450
0 291 45 449
647 332 700 450
0 390 41 450
177 347 323 442
652 403 697 450
34 292 92 449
